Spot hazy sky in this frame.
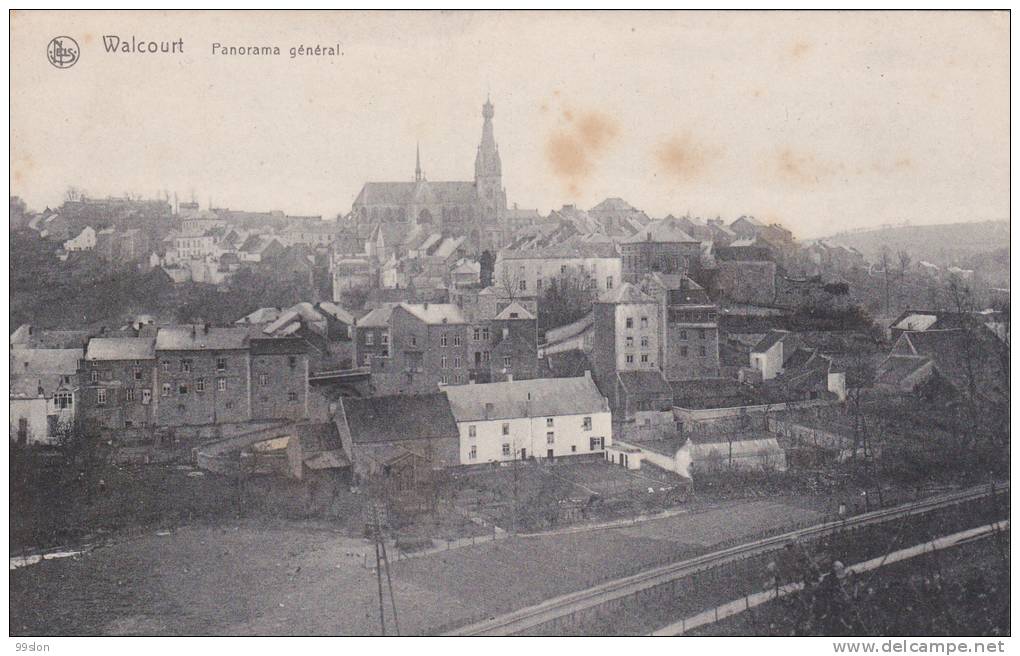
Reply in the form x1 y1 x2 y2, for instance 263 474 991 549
10 10 1009 238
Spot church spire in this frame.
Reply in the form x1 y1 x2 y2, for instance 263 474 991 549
415 142 422 182
475 97 501 181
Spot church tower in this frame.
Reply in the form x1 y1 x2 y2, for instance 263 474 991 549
474 97 506 218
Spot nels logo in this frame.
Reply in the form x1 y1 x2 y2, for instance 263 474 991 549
47 36 79 69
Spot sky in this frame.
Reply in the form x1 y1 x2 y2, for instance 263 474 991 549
10 10 1009 238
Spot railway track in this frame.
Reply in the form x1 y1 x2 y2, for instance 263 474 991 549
443 482 1008 636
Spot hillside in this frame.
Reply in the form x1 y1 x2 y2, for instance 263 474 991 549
824 220 1009 265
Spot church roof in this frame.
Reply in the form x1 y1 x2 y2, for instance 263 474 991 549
354 180 478 208
622 217 698 243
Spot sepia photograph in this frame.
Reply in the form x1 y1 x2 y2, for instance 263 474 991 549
7 8 1011 645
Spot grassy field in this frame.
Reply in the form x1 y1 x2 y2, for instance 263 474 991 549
9 496 828 635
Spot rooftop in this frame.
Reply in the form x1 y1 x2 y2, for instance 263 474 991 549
397 302 466 325
444 375 607 422
85 337 156 361
340 392 459 444
155 326 249 351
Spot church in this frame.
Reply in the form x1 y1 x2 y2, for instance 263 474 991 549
351 98 509 254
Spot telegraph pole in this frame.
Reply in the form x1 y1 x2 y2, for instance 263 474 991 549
372 504 386 636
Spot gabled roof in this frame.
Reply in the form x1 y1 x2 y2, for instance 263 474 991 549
444 375 607 422
317 301 356 325
85 337 156 361
155 326 249 351
499 238 619 260
357 304 396 328
235 307 282 325
893 313 938 332
249 337 308 356
494 301 536 321
751 330 791 354
397 302 466 325
598 282 654 304
621 217 698 244
340 392 458 444
10 348 82 375
875 354 932 387
617 370 674 397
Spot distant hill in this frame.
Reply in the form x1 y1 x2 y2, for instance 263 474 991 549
823 221 1009 267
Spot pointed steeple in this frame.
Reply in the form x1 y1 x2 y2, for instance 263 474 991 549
415 142 422 182
475 97 501 181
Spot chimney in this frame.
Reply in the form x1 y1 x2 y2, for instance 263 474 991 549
423 302 429 310
191 325 197 338
484 402 494 420
646 232 652 241
584 369 591 380
507 373 514 382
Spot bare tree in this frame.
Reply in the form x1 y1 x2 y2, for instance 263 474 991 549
878 247 891 314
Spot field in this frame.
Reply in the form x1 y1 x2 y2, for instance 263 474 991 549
10 495 828 635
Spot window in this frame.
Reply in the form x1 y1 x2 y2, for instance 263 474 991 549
482 328 490 341
546 417 554 427
641 354 649 364
561 265 567 274
680 330 688 340
582 416 592 431
699 329 706 339
640 317 649 329
90 370 99 383
410 335 417 347
590 436 604 451
502 423 510 436
453 335 461 347
259 373 268 386
142 389 151 405
123 388 134 402
641 336 649 347
625 336 634 347
503 356 511 368
180 359 192 373
473 328 481 341
381 333 389 345
288 356 297 368
97 388 107 405
225 401 233 410
546 432 555 444
536 278 543 290
441 355 448 369
699 346 707 357
217 378 226 392
502 443 511 457
469 425 477 438
133 368 143 381
625 317 633 329
162 383 171 397
469 445 477 460
365 332 374 346
606 276 614 289
440 374 449 384
483 351 491 362
288 391 298 402
626 354 634 364
453 356 461 369
518 280 526 292
161 361 170 373
681 346 688 357
179 383 189 395
441 334 448 347
571 445 577 453
55 391 73 409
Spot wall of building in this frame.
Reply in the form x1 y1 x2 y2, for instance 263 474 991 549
715 260 777 305
155 349 250 426
457 411 612 464
81 359 157 430
10 398 49 445
250 353 309 421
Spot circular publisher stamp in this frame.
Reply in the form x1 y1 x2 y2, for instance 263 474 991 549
47 36 79 69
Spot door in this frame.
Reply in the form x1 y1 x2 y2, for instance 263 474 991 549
547 449 554 460
17 418 28 444
520 448 526 460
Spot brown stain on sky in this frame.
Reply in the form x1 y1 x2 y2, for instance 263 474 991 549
655 134 715 183
789 40 812 59
545 107 619 197
775 148 842 186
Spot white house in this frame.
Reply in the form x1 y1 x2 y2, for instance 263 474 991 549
495 240 622 298
63 226 96 252
749 330 793 381
443 373 612 464
10 348 81 445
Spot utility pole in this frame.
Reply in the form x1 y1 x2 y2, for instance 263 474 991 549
372 504 386 636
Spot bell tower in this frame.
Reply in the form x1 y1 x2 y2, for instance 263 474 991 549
474 96 505 218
